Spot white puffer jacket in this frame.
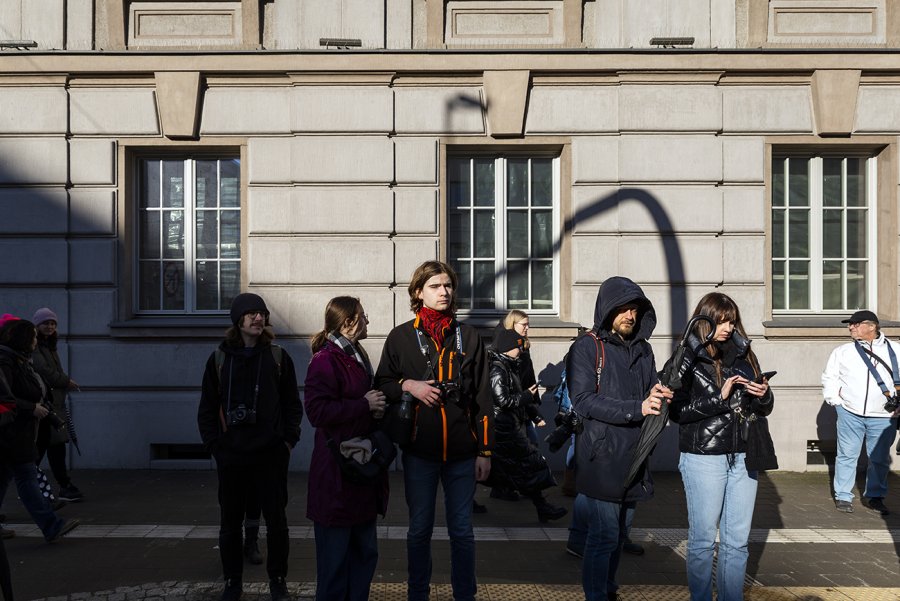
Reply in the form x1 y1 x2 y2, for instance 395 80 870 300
822 333 900 417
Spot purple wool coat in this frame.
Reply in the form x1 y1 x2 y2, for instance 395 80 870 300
303 341 389 527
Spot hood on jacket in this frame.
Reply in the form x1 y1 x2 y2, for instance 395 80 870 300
593 277 656 342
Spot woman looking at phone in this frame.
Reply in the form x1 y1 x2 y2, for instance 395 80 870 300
669 292 774 601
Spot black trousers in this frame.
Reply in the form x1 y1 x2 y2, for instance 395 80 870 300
0 537 12 601
216 447 290 582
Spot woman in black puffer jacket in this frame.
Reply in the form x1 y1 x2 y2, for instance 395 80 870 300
488 329 566 523
669 293 773 601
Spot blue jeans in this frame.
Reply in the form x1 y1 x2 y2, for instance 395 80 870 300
313 520 378 601
834 405 897 502
402 452 476 601
568 493 634 557
679 452 758 601
581 496 635 601
0 461 65 541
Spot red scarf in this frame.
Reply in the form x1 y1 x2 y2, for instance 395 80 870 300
417 306 454 348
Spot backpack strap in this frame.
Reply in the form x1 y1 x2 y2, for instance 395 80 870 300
270 344 283 381
214 348 226 395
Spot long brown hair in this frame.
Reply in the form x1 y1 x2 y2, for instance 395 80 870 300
408 261 458 314
311 296 362 353
691 292 760 384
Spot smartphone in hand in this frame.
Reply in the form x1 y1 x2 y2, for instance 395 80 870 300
756 370 777 383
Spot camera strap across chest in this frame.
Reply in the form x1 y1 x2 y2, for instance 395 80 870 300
854 340 900 399
415 324 462 383
587 331 605 393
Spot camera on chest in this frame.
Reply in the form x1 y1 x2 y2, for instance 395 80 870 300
885 394 900 413
227 404 257 427
435 381 461 405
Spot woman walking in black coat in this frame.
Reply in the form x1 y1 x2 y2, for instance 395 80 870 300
488 329 566 523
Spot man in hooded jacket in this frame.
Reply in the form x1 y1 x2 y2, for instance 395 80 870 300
566 277 672 601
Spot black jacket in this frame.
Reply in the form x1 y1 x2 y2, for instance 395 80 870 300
488 351 554 494
197 340 303 466
375 316 493 462
669 332 774 455
0 346 46 464
567 277 658 503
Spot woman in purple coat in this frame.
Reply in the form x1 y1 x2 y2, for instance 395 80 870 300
304 296 389 601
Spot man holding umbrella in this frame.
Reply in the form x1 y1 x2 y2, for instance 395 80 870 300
566 277 672 601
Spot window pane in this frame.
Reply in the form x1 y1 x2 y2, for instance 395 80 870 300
139 211 160 259
846 158 866 207
220 210 241 258
788 210 809 258
448 210 470 259
847 261 867 309
822 209 842 259
162 210 184 259
195 210 218 259
196 260 218 310
474 159 495 207
771 158 785 208
772 209 785 258
507 261 528 309
162 261 184 310
195 160 218 208
473 210 495 258
139 262 160 311
846 209 867 258
531 211 553 258
788 158 809 206
531 159 552 207
448 158 471 208
772 260 786 310
822 260 842 310
473 261 495 309
220 159 240 208
140 160 160 208
531 261 553 309
788 261 810 310
453 261 472 310
822 158 842 207
220 261 240 310
506 211 528 258
162 161 184 208
507 159 528 207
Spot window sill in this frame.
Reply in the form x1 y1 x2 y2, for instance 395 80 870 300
459 315 584 338
763 316 900 339
109 316 231 339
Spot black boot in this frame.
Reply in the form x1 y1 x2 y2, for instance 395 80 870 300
220 578 242 601
243 526 263 565
532 494 567 523
269 576 291 601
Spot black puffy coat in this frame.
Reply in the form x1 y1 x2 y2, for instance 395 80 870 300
488 351 554 494
669 332 774 455
567 277 659 503
0 346 46 464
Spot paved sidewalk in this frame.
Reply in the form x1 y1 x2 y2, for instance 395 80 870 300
1 469 898 600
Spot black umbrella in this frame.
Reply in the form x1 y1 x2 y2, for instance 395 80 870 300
65 394 82 456
623 315 716 489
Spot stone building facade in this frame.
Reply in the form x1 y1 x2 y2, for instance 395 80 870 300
0 0 898 471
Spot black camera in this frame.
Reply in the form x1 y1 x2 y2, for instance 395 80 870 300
884 395 900 413
226 404 257 427
42 402 65 430
435 382 461 405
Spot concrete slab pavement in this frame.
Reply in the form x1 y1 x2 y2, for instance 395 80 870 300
1 470 898 600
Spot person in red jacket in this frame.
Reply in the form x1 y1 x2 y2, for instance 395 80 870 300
375 261 493 601
304 296 387 601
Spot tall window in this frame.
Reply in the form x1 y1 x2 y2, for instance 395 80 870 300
771 155 876 312
448 155 558 313
136 157 241 313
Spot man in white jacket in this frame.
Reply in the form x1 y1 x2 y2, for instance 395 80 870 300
822 310 900 515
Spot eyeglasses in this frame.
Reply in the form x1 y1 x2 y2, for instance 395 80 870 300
245 311 268 319
848 321 874 329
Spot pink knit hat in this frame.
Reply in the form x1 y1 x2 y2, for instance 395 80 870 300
32 307 58 326
0 314 20 329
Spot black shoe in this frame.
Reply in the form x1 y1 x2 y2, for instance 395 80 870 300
269 576 291 601
243 538 263 564
58 484 84 503
623 540 644 556
220 578 242 601
536 503 568 523
834 499 853 513
490 487 520 502
472 500 487 514
565 544 583 559
48 518 79 543
866 497 890 516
